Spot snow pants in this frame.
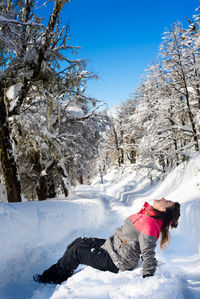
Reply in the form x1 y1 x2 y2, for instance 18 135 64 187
40 237 119 284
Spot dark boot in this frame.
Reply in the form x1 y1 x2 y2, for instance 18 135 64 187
40 263 73 284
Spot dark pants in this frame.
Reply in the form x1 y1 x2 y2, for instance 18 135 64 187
40 237 119 284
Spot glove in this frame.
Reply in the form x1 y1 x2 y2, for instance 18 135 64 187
142 273 154 278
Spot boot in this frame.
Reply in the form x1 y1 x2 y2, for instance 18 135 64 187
40 263 73 284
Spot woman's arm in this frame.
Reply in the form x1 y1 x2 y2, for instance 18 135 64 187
139 233 157 277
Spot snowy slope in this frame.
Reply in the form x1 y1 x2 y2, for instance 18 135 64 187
0 154 200 299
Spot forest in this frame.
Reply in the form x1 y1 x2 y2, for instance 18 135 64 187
1 0 200 202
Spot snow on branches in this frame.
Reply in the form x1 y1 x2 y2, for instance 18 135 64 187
0 0 101 201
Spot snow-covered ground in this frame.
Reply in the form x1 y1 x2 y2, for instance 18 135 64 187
1 154 200 299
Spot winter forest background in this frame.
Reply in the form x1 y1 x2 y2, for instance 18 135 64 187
1 0 200 202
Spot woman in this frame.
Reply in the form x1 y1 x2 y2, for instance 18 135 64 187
33 198 180 284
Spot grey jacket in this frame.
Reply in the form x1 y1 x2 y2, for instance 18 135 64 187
102 204 163 276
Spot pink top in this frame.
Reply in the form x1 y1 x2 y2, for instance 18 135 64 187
130 202 164 240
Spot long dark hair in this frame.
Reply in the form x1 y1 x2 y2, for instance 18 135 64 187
151 202 181 249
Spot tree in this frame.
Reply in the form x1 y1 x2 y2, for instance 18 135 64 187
114 99 139 165
161 23 199 151
10 97 105 200
0 0 96 202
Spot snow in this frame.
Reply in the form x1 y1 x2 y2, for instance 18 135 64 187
6 84 22 100
67 105 85 118
6 84 23 113
1 154 200 298
0 182 6 202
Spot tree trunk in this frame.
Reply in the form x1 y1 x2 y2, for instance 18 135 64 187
36 174 56 201
47 177 56 198
0 93 21 202
127 150 136 164
36 175 48 201
61 179 69 197
185 90 199 151
178 50 199 151
113 127 122 167
31 151 56 200
58 165 69 197
119 148 124 165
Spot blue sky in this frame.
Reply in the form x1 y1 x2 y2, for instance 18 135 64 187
42 0 200 107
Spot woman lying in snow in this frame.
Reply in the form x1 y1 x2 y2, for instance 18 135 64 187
33 198 180 284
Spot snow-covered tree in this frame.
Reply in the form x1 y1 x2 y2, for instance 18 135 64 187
160 23 199 151
0 0 97 202
132 19 200 174
99 6 200 180
114 99 139 165
10 97 106 201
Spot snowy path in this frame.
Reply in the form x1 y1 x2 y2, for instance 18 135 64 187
1 157 200 298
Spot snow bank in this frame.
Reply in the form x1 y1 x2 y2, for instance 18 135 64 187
146 153 200 256
0 194 112 299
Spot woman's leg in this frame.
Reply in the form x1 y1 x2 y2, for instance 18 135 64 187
38 238 86 284
66 237 106 251
67 244 119 273
39 237 111 284
57 237 118 274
